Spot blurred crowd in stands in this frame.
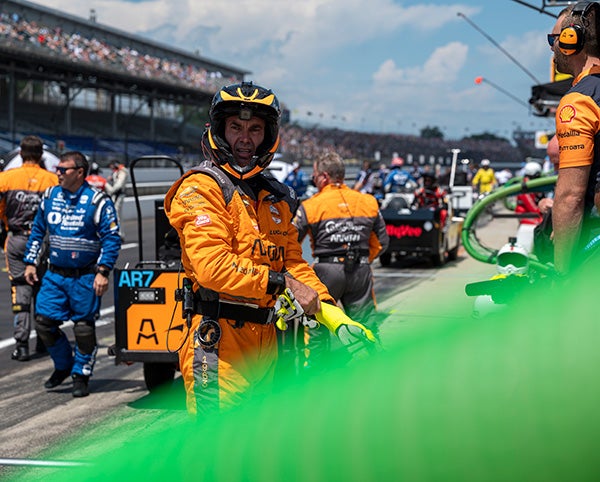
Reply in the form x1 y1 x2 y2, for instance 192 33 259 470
0 10 538 168
0 11 236 92
0 121 534 170
279 124 527 166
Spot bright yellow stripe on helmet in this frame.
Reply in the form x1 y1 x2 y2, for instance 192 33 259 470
220 89 275 106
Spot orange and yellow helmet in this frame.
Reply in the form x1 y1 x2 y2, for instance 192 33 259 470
206 81 281 179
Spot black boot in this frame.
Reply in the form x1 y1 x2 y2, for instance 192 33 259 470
72 374 90 398
44 368 71 389
35 337 47 355
11 343 30 362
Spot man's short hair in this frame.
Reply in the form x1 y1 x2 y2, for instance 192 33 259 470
20 135 43 163
61 151 89 175
315 152 345 183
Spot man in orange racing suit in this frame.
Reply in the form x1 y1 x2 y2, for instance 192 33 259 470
165 82 343 415
294 151 389 370
0 135 58 361
550 2 600 274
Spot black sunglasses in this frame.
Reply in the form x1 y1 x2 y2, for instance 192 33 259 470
547 33 560 47
55 166 81 175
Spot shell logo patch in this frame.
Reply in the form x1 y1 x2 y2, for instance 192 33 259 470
195 214 211 227
559 104 576 123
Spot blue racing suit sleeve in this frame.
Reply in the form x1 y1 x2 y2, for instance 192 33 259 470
95 195 121 269
383 171 394 191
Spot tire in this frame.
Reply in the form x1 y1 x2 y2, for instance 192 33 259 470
143 362 176 392
447 237 460 261
431 234 446 267
380 252 392 267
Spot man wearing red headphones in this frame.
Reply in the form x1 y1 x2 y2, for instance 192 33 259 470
550 2 600 275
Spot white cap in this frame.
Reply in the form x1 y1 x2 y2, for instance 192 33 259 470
496 241 529 275
523 161 542 177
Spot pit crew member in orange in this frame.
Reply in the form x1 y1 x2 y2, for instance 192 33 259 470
550 2 600 274
294 152 388 369
164 82 335 415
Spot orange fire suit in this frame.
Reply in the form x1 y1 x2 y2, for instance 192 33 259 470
556 65 600 254
294 183 388 370
164 160 334 414
295 183 388 318
0 163 58 345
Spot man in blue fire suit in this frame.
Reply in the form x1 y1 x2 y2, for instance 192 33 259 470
24 151 121 397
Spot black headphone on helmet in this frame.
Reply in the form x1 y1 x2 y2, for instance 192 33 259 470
558 1 598 55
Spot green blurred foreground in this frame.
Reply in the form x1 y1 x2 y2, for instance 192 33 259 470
6 260 600 482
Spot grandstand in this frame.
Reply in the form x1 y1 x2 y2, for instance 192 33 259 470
278 123 543 169
0 0 248 163
0 0 546 169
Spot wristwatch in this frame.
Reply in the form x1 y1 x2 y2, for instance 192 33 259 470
96 266 111 278
266 270 286 295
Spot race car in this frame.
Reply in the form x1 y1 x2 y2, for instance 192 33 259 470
378 193 463 267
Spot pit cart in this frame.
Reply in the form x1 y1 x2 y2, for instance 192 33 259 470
378 195 464 267
110 156 187 392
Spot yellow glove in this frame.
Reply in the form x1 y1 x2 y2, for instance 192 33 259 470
315 302 377 345
275 288 313 330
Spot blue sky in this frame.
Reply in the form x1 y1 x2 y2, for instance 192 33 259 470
42 0 563 141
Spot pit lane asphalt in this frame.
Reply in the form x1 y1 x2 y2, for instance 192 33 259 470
0 212 518 475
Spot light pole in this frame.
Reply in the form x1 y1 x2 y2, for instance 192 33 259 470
474 76 530 109
449 148 461 188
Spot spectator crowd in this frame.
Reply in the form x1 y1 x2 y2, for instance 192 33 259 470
0 11 237 93
278 123 528 166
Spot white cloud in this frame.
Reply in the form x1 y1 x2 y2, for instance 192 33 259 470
478 30 553 84
37 1 552 138
43 1 479 62
373 41 468 84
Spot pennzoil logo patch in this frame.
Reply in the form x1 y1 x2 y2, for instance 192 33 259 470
559 104 576 123
195 214 211 226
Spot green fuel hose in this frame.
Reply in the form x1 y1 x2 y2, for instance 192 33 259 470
501 176 523 211
461 175 557 274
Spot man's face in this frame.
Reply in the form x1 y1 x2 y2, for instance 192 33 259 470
224 115 266 167
552 14 572 76
56 159 84 192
